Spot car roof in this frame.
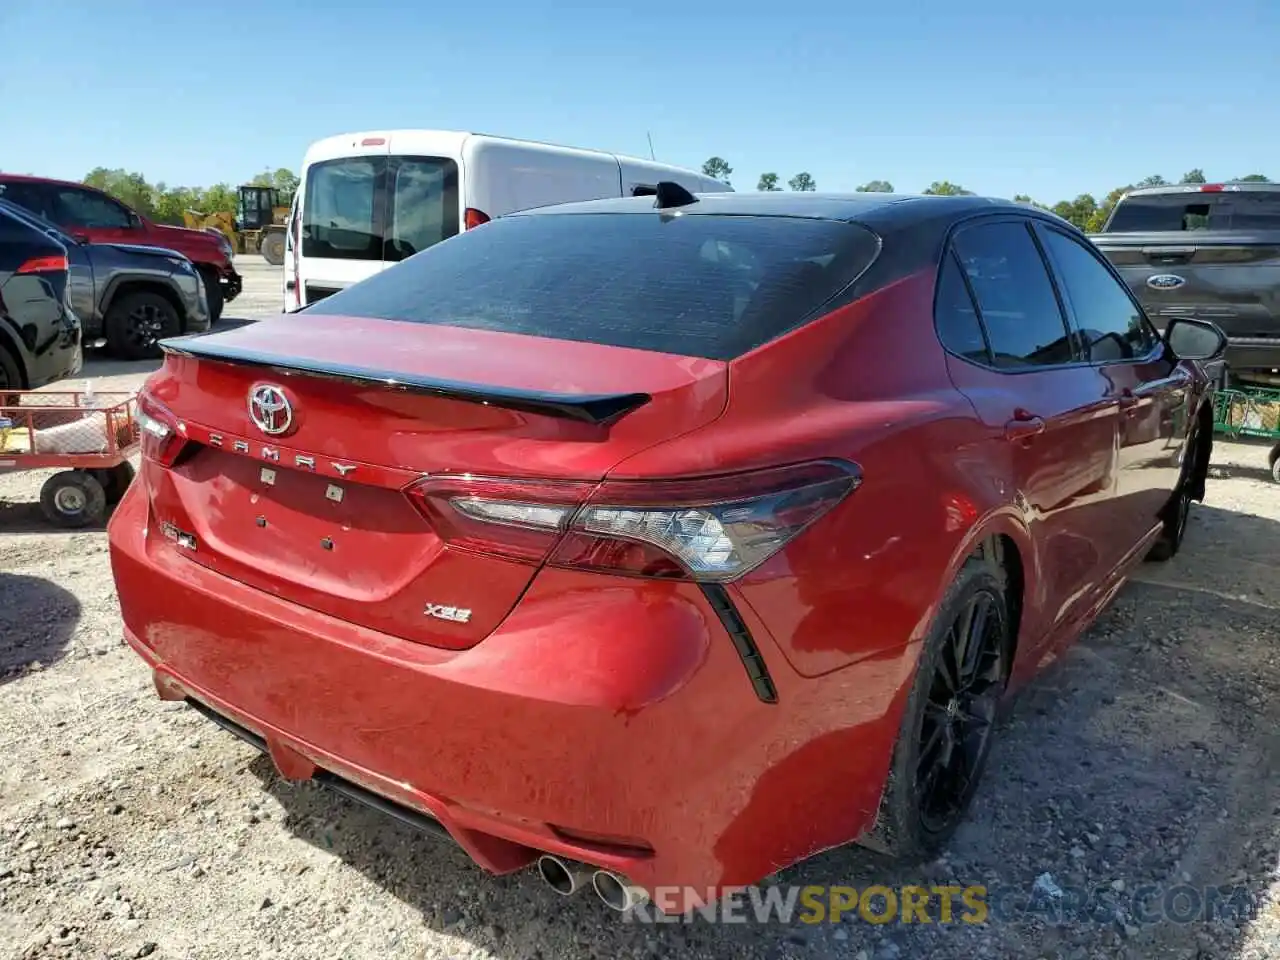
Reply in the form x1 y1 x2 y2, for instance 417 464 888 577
517 191 1023 227
0 172 85 189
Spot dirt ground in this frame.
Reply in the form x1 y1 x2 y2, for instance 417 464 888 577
2 269 1279 959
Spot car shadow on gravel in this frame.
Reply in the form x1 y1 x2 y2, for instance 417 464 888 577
251 501 1280 960
0 497 117 534
0 572 81 683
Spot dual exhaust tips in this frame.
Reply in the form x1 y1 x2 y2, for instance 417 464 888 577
536 854 647 911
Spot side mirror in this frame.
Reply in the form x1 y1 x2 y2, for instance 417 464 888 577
127 213 143 229
1164 316 1227 362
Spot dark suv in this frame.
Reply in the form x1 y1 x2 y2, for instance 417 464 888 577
0 200 209 361
0 204 81 391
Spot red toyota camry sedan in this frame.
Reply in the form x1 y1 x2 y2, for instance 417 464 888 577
108 187 1226 914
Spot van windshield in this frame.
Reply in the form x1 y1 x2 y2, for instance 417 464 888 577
301 156 460 262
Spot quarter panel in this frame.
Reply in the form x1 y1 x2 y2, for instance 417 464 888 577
613 269 1016 680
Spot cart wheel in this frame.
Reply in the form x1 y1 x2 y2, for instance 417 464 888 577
91 462 137 505
39 470 107 529
1270 444 1280 484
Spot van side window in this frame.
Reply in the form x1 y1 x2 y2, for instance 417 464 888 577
934 252 990 363
631 185 658 197
952 221 1075 368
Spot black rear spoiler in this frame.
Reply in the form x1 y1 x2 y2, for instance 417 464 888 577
159 337 652 426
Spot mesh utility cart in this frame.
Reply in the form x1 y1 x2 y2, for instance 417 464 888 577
1212 385 1280 483
0 390 141 527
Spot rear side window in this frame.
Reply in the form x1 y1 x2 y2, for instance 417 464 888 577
0 181 56 221
1107 191 1280 232
951 221 1074 369
302 156 459 262
304 212 880 361
934 254 989 363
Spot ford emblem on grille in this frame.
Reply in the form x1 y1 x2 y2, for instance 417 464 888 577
1147 274 1186 290
248 384 293 436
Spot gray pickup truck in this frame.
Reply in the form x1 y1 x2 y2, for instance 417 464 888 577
1089 183 1280 387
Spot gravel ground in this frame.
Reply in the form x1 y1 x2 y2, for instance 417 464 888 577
3 293 1280 959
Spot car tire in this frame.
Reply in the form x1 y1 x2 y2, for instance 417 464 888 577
40 470 107 529
200 267 224 324
91 461 136 505
860 550 1013 860
104 291 181 362
1146 425 1200 562
260 231 286 267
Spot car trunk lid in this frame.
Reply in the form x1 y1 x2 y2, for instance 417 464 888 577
140 313 727 650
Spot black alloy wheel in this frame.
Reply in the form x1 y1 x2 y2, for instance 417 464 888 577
916 587 1008 834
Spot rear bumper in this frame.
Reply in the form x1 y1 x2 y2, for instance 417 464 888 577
106 484 896 910
220 268 242 301
1225 337 1280 373
26 309 82 388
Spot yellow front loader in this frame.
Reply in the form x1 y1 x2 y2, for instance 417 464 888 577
181 186 292 266
181 209 238 250
236 185 291 266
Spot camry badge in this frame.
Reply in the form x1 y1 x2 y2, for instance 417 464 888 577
248 384 293 436
1147 274 1186 290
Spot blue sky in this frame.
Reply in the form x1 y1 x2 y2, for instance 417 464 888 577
1 0 1276 204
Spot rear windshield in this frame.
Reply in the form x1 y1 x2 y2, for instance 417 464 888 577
1107 190 1280 232
301 156 460 263
302 212 881 361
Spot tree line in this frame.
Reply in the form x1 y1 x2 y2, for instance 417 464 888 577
701 158 1273 232
76 167 300 226
60 159 1277 235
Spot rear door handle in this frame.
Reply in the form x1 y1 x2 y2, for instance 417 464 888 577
1004 413 1046 441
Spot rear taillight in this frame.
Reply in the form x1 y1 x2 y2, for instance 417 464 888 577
405 475 594 563
136 391 186 466
17 254 69 275
1199 184 1225 192
405 460 860 582
464 208 490 230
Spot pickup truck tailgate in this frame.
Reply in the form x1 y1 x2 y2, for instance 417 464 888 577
1092 231 1280 343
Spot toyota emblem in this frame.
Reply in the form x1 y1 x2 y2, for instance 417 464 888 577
248 384 293 436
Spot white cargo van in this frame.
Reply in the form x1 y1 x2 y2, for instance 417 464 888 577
284 130 732 311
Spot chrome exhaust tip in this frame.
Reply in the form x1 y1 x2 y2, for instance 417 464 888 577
536 855 589 896
591 869 648 912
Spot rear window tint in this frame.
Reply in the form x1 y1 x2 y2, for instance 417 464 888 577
1108 191 1280 232
303 212 881 361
